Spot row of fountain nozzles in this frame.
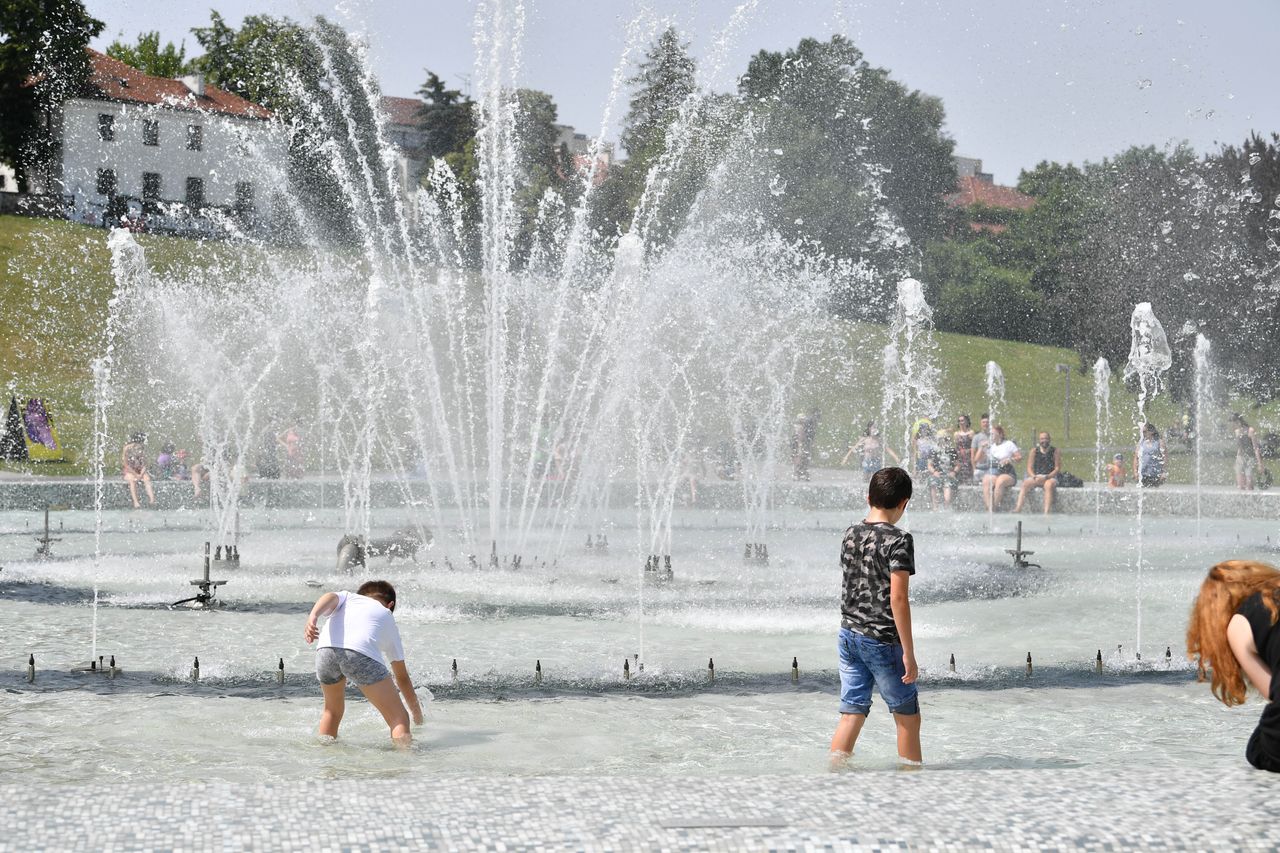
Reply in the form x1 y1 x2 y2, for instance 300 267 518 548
212 544 240 566
584 534 609 551
743 543 769 565
187 656 286 684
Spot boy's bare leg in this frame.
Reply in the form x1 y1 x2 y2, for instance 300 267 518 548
359 677 412 748
319 679 346 738
829 712 867 766
126 475 141 509
143 474 156 505
892 711 922 763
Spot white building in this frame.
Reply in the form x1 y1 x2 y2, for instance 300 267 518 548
26 49 285 235
0 162 15 194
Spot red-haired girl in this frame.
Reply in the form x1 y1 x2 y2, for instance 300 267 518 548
1187 561 1280 771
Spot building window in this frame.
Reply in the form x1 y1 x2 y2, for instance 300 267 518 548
97 114 115 142
142 172 161 214
234 182 254 215
187 125 203 151
142 119 160 147
185 176 205 209
95 168 117 196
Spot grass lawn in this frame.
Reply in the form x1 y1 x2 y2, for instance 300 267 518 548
0 213 1270 484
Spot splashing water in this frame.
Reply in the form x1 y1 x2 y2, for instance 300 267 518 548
985 361 1006 429
1122 302 1171 659
1092 357 1112 531
1192 334 1213 537
881 278 943 467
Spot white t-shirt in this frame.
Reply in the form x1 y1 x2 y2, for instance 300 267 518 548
317 591 406 664
988 440 1019 467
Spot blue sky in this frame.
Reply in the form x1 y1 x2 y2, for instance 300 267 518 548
90 0 1279 184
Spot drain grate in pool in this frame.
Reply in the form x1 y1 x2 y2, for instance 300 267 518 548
658 817 788 829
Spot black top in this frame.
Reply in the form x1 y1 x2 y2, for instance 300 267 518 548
1238 590 1280 771
1032 445 1057 476
840 521 915 643
1238 591 1280 698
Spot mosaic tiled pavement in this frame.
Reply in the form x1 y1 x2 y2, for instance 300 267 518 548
2 768 1276 851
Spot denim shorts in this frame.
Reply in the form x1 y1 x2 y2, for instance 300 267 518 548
837 627 919 715
315 647 391 686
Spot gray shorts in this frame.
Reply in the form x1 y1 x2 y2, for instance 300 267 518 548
315 647 391 686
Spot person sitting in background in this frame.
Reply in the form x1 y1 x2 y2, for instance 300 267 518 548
1232 413 1265 491
969 413 991 485
953 414 975 484
154 442 177 479
925 429 959 510
279 424 305 479
1107 453 1127 488
977 424 1021 512
912 422 937 484
121 431 156 509
1014 431 1061 515
1134 422 1167 488
1186 561 1280 772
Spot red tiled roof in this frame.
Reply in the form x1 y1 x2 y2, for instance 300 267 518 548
944 175 1035 211
380 96 422 126
84 49 271 120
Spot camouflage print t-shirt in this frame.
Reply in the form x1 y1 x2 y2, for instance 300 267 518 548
840 521 915 643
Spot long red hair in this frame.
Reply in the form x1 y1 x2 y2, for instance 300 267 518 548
1186 560 1280 706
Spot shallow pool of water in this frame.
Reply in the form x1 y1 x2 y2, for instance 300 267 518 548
1 505 1274 781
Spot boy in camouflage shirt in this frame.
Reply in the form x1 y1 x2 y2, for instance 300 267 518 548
829 466 922 768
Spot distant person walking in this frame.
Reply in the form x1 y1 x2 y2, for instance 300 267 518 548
1232 413 1265 491
121 431 155 509
792 409 821 481
279 424 305 479
1187 561 1280 772
841 422 898 480
1134 422 1167 488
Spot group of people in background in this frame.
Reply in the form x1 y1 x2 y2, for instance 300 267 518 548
839 410 1272 514
119 425 305 507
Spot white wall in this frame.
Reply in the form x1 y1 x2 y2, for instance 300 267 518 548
59 98 287 228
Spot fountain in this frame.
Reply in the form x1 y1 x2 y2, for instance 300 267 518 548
1192 334 1214 536
2 0 1272 807
1092 357 1112 531
881 279 943 476
1122 302 1172 660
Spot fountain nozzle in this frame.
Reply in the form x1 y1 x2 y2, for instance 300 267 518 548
26 654 34 683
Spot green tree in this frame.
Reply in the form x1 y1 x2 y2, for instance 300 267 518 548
740 35 955 312
416 71 474 160
923 239 1045 342
189 13 397 245
105 31 187 78
0 0 103 190
620 28 696 186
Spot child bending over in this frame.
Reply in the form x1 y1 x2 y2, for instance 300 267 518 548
304 580 424 748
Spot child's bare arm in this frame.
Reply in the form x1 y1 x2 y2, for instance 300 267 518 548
889 571 917 684
303 592 340 643
390 659 424 725
1228 614 1272 699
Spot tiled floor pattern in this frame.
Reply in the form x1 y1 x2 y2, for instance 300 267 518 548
1 767 1276 851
